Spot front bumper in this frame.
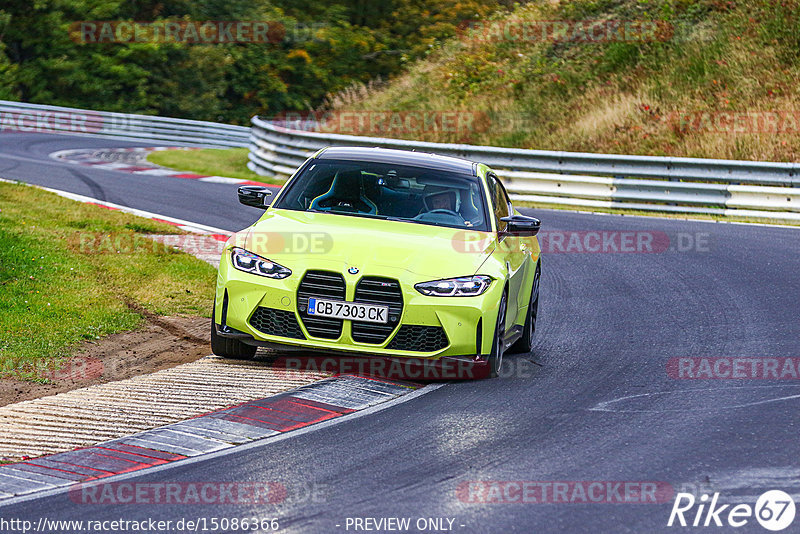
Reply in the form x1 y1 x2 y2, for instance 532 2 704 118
215 257 503 360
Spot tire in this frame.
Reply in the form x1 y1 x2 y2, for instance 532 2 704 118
509 261 540 354
487 291 507 378
211 306 257 360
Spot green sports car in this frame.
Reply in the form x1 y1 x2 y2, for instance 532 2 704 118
212 147 541 378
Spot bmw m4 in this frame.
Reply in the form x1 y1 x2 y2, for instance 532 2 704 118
212 147 541 377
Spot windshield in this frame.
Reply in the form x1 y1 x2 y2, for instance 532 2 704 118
274 159 490 231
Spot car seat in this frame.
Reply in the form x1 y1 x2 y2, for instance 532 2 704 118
310 170 378 214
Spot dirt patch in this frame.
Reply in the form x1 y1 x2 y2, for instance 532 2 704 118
0 316 211 407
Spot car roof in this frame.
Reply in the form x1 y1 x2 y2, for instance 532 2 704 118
315 146 477 175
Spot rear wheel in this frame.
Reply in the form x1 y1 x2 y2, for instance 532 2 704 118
487 292 507 378
509 261 540 354
211 306 257 360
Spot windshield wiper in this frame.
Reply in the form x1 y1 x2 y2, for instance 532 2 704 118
310 210 390 220
384 216 419 223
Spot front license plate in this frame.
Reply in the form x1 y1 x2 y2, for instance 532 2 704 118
308 298 389 324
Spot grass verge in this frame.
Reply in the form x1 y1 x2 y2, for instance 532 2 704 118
0 181 216 379
147 148 283 185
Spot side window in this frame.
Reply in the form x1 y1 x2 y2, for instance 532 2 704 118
488 174 510 231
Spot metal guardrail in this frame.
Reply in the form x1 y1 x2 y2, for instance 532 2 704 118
0 100 249 148
1 101 796 221
249 116 800 221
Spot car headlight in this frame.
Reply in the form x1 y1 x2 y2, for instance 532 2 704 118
230 247 291 279
415 275 492 297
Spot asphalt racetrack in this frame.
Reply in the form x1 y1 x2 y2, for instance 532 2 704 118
1 133 798 533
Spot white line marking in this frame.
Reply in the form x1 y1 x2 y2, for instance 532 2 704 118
590 384 800 413
132 169 181 175
199 176 247 184
0 178 231 235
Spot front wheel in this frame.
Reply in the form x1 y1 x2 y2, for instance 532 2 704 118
487 292 507 378
211 306 257 360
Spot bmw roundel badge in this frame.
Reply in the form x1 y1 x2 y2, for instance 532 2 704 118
348 267 359 275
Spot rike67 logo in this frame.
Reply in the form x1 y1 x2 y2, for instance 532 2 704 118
668 490 796 531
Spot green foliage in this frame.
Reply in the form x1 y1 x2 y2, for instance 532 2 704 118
0 0 510 123
333 0 800 162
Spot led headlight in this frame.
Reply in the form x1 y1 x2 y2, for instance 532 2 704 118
230 247 291 279
415 275 492 297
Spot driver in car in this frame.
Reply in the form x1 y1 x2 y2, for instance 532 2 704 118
420 185 476 226
425 189 458 212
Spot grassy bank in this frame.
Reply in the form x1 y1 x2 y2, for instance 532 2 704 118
147 148 283 185
0 182 216 379
328 0 800 163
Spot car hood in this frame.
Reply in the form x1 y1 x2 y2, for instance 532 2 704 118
239 209 495 279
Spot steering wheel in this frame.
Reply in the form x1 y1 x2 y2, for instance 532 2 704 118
426 209 462 218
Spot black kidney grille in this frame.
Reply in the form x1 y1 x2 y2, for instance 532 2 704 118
352 277 403 344
386 325 449 352
249 307 305 340
297 270 346 339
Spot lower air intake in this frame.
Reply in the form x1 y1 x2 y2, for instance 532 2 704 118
386 325 449 352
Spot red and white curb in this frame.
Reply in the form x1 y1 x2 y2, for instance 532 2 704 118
0 375 425 502
49 146 270 187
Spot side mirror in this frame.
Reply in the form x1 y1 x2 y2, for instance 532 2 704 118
238 185 272 209
500 214 541 236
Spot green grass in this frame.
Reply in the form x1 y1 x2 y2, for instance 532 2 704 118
147 148 283 185
0 182 216 380
329 0 800 163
